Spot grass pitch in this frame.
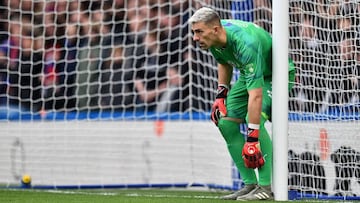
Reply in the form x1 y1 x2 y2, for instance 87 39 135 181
2 188 224 203
0 188 349 203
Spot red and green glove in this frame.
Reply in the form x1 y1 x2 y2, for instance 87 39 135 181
242 128 265 169
211 85 228 126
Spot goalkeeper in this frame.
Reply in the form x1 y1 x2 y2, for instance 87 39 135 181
189 7 295 201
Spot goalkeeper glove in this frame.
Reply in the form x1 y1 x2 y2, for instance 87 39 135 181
242 128 265 169
211 85 228 126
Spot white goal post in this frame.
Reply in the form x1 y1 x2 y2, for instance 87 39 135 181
0 0 359 201
272 0 289 200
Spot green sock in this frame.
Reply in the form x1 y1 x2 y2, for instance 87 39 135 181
217 119 257 185
257 117 272 186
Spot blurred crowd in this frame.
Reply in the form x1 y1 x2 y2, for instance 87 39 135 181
0 0 194 113
0 0 359 114
288 0 360 112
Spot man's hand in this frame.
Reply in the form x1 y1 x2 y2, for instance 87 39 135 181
242 128 265 168
211 85 228 125
242 141 265 168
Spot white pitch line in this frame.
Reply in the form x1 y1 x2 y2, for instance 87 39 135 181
14 189 118 196
7 188 221 199
125 193 219 199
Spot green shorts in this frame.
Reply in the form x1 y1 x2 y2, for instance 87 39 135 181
226 62 295 121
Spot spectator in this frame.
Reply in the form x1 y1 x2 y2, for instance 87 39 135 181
41 41 61 110
34 1 84 111
317 1 359 109
155 66 183 113
110 0 128 43
8 30 43 112
331 36 358 106
157 3 194 112
125 0 148 44
338 3 359 106
288 0 360 112
74 4 112 110
99 44 134 111
253 0 272 33
0 14 36 109
58 20 80 110
296 14 327 112
130 27 169 112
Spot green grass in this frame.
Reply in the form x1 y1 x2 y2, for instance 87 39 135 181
0 188 348 203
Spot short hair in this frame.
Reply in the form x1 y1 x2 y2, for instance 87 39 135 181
188 7 221 25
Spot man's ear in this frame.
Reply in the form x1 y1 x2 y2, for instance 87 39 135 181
213 26 220 34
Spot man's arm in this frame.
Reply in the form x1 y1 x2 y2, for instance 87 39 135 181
242 87 265 168
211 63 233 125
218 63 233 86
247 87 262 125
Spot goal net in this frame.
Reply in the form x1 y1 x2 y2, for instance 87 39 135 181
0 0 359 200
287 0 360 199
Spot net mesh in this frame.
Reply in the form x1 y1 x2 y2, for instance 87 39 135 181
0 0 359 198
288 0 360 197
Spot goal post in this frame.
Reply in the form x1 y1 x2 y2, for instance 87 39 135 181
272 0 289 201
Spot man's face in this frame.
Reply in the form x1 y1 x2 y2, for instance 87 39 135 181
191 21 216 50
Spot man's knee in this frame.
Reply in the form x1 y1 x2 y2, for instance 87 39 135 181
217 118 245 143
222 117 245 124
217 117 244 135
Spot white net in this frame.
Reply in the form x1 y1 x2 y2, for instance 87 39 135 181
0 0 359 199
288 0 360 198
0 1 194 114
0 0 228 190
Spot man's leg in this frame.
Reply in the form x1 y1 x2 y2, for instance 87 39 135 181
256 78 273 187
218 119 258 185
217 119 258 200
257 114 272 186
218 79 259 200
237 80 274 201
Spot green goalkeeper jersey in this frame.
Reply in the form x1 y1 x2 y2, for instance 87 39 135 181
210 20 293 90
